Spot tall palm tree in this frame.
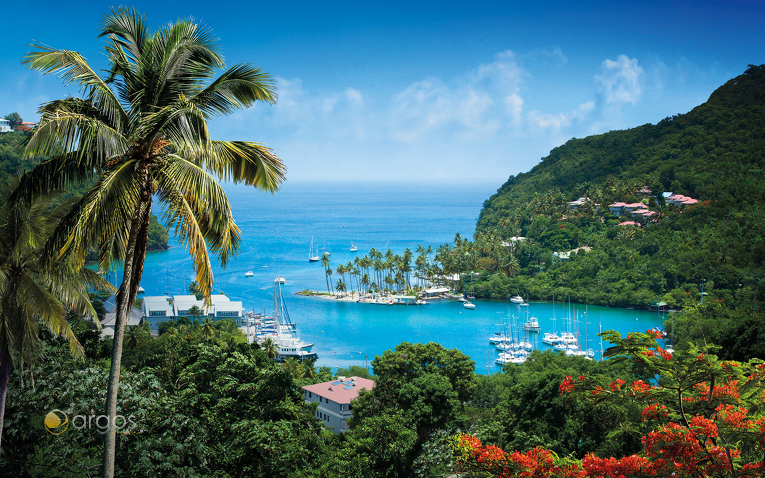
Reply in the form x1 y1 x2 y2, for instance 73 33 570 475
261 337 279 359
13 10 285 477
0 185 110 454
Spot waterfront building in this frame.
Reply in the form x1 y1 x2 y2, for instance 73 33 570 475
141 294 244 323
302 376 375 433
422 287 450 298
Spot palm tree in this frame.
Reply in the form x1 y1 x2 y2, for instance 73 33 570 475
301 359 317 380
124 323 150 349
0 185 111 454
283 357 304 379
14 10 285 477
200 317 215 340
188 305 204 325
321 255 332 294
360 273 370 294
261 337 279 359
336 279 347 295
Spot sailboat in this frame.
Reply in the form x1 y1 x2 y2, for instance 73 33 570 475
350 232 358 252
263 279 318 362
463 273 476 309
308 237 320 262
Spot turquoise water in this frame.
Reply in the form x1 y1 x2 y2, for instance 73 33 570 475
112 180 666 373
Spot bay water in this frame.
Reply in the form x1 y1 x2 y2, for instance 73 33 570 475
116 180 666 373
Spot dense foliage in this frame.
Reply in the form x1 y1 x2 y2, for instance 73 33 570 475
0 130 169 252
453 330 765 477
424 65 765 312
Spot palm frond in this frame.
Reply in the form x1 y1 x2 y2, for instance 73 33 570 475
22 45 126 127
191 63 277 116
187 140 286 191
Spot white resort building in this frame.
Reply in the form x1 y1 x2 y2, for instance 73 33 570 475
302 376 375 433
141 294 245 332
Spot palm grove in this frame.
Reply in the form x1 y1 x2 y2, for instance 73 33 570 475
2 9 765 478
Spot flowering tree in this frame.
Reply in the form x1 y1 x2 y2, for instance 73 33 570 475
453 330 765 477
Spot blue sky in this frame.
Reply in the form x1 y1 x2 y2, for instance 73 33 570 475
1 1 763 182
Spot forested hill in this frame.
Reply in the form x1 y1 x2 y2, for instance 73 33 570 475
478 64 765 230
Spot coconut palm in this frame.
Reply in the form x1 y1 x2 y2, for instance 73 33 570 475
124 323 150 349
200 317 215 340
0 185 111 454
13 9 285 477
261 337 279 359
336 279 347 295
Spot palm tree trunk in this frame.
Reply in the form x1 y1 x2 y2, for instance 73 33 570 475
102 198 151 478
0 350 11 457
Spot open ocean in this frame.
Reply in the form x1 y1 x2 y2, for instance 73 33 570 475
108 180 667 374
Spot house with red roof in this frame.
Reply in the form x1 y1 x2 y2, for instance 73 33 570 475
666 194 699 206
302 376 375 433
609 202 645 216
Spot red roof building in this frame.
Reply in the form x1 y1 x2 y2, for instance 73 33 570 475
302 376 375 433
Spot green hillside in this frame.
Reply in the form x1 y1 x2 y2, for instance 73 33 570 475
443 65 765 311
479 64 765 230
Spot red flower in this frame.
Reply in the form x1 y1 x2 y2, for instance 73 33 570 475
560 376 575 394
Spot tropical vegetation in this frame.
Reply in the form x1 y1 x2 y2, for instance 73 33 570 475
11 8 285 477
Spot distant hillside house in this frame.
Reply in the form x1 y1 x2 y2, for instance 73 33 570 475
20 121 38 129
302 376 375 433
567 197 600 211
609 202 645 216
0 118 11 133
617 220 640 226
552 246 592 262
666 194 699 206
631 207 658 219
501 236 526 247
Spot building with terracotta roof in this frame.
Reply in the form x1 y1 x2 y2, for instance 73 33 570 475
302 376 375 432
666 194 699 206
609 202 645 216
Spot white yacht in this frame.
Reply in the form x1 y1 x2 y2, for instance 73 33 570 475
463 301 476 310
510 295 524 304
489 333 512 344
261 279 318 362
245 271 254 277
522 316 541 332
542 332 561 345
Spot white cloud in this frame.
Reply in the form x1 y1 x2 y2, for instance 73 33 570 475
595 55 644 105
389 50 526 141
527 101 595 132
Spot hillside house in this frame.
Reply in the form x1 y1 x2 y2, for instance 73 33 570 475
302 376 375 433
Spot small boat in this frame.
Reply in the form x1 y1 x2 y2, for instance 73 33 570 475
308 237 320 262
542 332 561 345
137 286 145 294
458 296 467 302
522 316 541 332
510 295 524 304
463 301 476 310
489 333 512 344
350 244 358 252
245 271 254 277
